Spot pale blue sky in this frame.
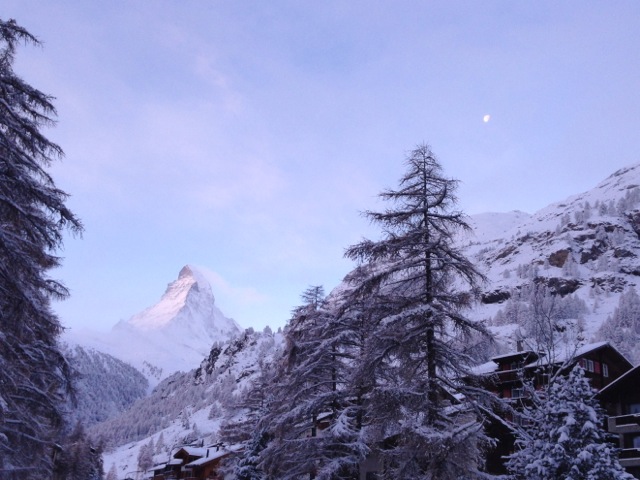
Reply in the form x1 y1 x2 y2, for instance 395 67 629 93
4 1 639 331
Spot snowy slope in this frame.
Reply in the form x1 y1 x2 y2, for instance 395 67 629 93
97 329 283 478
65 265 241 386
462 163 640 355
62 344 148 427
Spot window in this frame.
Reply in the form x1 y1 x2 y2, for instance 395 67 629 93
603 363 609 378
511 387 524 399
586 359 595 372
630 403 640 415
633 435 640 449
513 413 530 427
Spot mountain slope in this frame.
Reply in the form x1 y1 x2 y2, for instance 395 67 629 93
63 344 148 427
95 329 283 476
463 163 640 360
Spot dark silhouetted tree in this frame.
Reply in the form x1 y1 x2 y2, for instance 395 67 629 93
254 286 371 479
53 423 103 480
0 18 82 478
342 144 495 478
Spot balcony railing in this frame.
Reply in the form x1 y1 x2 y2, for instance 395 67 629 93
496 370 520 383
614 414 640 427
619 448 640 460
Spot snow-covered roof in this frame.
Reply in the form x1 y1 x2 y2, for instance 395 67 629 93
490 350 538 362
471 360 499 375
474 342 629 376
524 341 612 368
175 446 207 457
184 449 229 467
574 341 609 358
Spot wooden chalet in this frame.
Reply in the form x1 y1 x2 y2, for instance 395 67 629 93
477 341 632 399
476 341 634 475
149 445 231 480
599 364 640 479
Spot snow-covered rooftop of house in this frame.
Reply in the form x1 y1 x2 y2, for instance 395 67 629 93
473 342 616 376
524 341 610 368
176 446 208 457
472 360 499 375
185 449 229 467
490 350 539 362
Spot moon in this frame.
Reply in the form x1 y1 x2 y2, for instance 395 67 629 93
483 114 491 123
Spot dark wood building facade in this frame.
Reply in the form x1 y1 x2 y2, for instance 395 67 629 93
599 364 640 479
477 342 634 475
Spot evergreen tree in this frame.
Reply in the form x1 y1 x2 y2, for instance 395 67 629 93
231 428 270 480
258 286 343 478
244 284 374 479
53 422 103 480
137 439 154 475
506 365 633 480
155 432 165 455
342 144 494 478
0 18 82 478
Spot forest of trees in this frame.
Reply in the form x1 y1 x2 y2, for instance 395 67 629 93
220 145 501 479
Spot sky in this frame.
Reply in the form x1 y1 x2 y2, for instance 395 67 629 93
3 1 640 332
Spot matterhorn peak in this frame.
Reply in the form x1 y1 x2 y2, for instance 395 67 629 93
69 265 244 384
177 264 209 290
127 264 221 331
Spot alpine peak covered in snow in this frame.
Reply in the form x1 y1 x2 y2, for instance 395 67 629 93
125 265 237 335
65 265 241 385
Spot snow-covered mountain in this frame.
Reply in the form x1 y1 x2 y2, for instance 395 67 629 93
65 265 241 385
462 164 640 360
